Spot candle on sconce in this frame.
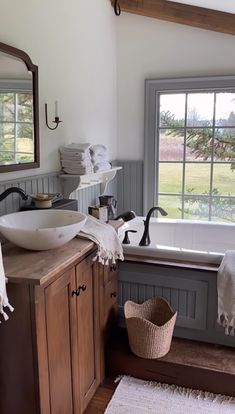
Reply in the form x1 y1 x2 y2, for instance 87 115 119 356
55 100 58 118
45 101 62 130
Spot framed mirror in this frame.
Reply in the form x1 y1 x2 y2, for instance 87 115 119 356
0 42 39 172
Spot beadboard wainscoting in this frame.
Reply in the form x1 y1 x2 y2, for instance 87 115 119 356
0 173 106 216
70 181 116 214
116 161 144 216
0 160 142 216
0 172 61 216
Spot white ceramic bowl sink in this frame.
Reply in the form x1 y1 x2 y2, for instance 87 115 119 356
0 209 87 251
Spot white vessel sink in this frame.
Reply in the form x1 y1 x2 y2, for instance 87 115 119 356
0 209 87 251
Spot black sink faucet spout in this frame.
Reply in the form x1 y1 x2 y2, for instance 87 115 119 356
139 206 168 247
0 187 28 202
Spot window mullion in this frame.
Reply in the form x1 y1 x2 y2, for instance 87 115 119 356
209 93 217 220
14 93 17 164
181 93 188 219
155 92 160 210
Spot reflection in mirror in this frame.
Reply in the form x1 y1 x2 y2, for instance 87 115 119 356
0 43 39 172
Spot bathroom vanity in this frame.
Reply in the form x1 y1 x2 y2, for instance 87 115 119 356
0 238 118 414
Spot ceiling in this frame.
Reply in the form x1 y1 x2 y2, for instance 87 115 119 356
167 0 235 14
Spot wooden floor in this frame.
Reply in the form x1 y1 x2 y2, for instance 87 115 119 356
106 329 235 397
84 379 116 414
85 329 235 412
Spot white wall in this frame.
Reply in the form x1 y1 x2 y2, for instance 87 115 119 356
0 0 117 180
117 13 235 160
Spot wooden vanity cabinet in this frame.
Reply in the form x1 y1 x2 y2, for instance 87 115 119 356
0 242 101 414
43 268 78 414
75 255 101 412
38 251 101 414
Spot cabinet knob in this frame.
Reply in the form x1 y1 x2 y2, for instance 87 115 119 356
72 284 87 297
110 292 117 298
110 265 117 272
80 284 87 292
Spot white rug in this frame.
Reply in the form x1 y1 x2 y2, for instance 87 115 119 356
104 376 235 414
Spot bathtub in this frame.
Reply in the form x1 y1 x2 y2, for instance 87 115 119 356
119 217 235 265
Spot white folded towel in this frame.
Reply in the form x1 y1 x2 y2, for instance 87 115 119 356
60 153 91 161
63 167 94 175
61 160 93 168
78 215 124 265
217 250 235 336
91 153 109 164
60 143 91 153
90 144 108 157
0 244 14 322
94 162 112 172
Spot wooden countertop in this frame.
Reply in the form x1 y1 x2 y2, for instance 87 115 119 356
2 237 95 286
2 219 124 286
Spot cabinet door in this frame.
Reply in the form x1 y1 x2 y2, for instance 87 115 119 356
75 256 101 413
99 264 118 382
104 276 118 327
103 263 118 287
45 268 79 414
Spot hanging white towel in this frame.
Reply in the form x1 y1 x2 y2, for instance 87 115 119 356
0 244 14 322
217 250 235 336
78 215 124 265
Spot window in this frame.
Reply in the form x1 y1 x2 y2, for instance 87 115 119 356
144 76 235 222
0 81 34 166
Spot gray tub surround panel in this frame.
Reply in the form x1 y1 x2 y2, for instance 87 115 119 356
116 160 143 216
118 261 235 348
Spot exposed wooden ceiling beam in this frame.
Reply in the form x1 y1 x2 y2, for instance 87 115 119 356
111 0 235 36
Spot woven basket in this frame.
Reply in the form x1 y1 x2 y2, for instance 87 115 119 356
124 297 177 359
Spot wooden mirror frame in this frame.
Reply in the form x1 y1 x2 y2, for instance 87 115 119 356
0 42 39 172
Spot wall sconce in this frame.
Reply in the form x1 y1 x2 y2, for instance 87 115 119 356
113 0 121 16
45 101 62 130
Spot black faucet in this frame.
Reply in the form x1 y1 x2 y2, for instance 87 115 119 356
139 206 168 247
0 187 28 202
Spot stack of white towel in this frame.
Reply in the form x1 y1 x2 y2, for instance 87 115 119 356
60 143 94 175
90 145 111 173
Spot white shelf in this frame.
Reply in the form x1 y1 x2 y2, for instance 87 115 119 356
60 166 122 198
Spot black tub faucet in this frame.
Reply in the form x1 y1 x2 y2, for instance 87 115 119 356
139 206 168 247
0 187 28 202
